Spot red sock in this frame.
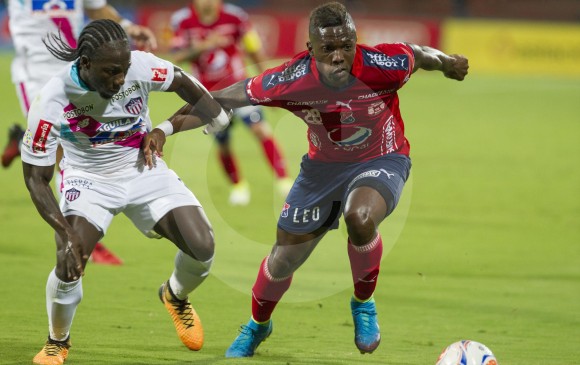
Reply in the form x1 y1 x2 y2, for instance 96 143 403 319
261 138 287 179
219 151 240 184
251 256 292 322
348 234 383 301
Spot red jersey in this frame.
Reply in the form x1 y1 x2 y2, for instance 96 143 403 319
171 3 251 90
245 43 415 162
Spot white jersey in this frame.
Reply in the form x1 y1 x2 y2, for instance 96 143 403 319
8 0 105 39
21 51 175 174
8 0 107 112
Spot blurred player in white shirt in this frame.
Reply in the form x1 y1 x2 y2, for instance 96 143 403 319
2 0 157 264
22 19 230 364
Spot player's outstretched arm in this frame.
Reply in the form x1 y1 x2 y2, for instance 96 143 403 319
22 162 86 280
408 44 469 81
211 80 251 110
143 68 232 169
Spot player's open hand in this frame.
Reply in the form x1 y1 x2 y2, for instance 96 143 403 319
443 54 469 81
142 129 166 169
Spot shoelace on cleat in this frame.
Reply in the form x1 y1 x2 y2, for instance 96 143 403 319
168 298 195 329
43 341 69 356
353 308 377 333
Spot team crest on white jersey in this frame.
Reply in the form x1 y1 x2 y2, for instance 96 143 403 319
124 97 143 115
65 188 80 202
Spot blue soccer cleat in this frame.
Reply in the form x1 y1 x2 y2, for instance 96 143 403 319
225 318 273 358
351 296 381 353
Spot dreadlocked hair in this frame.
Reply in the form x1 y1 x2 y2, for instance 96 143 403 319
309 2 355 34
43 19 129 62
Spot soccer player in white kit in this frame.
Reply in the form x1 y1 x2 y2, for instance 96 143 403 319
3 0 157 264
21 19 230 365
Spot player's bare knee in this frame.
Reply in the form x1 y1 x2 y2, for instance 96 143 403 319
268 245 310 278
344 209 377 245
185 229 215 262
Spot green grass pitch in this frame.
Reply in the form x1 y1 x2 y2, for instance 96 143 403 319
0 52 578 364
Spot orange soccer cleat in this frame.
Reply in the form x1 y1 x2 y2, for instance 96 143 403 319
158 281 204 350
32 336 71 365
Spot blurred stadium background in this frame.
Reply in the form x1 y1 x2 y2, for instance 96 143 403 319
0 1 578 364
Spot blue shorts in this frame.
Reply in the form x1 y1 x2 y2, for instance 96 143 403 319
215 105 264 144
278 153 411 234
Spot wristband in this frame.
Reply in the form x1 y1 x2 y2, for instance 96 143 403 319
155 120 173 136
119 18 134 29
212 109 229 128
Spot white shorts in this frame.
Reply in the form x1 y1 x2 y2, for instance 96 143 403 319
59 159 200 236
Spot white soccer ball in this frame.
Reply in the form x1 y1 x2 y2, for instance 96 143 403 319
436 340 498 365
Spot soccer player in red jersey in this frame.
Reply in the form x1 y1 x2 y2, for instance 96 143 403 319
144 1 468 357
169 0 292 205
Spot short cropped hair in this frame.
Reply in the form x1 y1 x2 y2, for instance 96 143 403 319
308 2 355 34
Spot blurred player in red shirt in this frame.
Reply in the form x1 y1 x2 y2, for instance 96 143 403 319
170 0 292 206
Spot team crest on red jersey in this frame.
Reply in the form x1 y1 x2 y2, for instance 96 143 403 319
336 100 355 124
151 68 168 82
32 120 53 153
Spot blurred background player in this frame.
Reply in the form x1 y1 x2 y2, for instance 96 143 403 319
170 0 292 205
1 0 157 264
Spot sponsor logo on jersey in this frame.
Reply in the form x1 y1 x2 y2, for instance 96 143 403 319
65 188 80 202
91 126 142 147
97 118 136 132
327 126 372 147
363 51 409 71
151 68 168 82
281 202 291 218
336 99 355 124
110 84 142 101
368 101 386 116
32 120 53 153
287 100 328 106
64 178 93 190
63 104 94 120
358 89 394 99
124 97 143 115
263 59 310 90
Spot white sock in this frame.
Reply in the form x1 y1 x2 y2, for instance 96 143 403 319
46 268 83 341
168 251 213 300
